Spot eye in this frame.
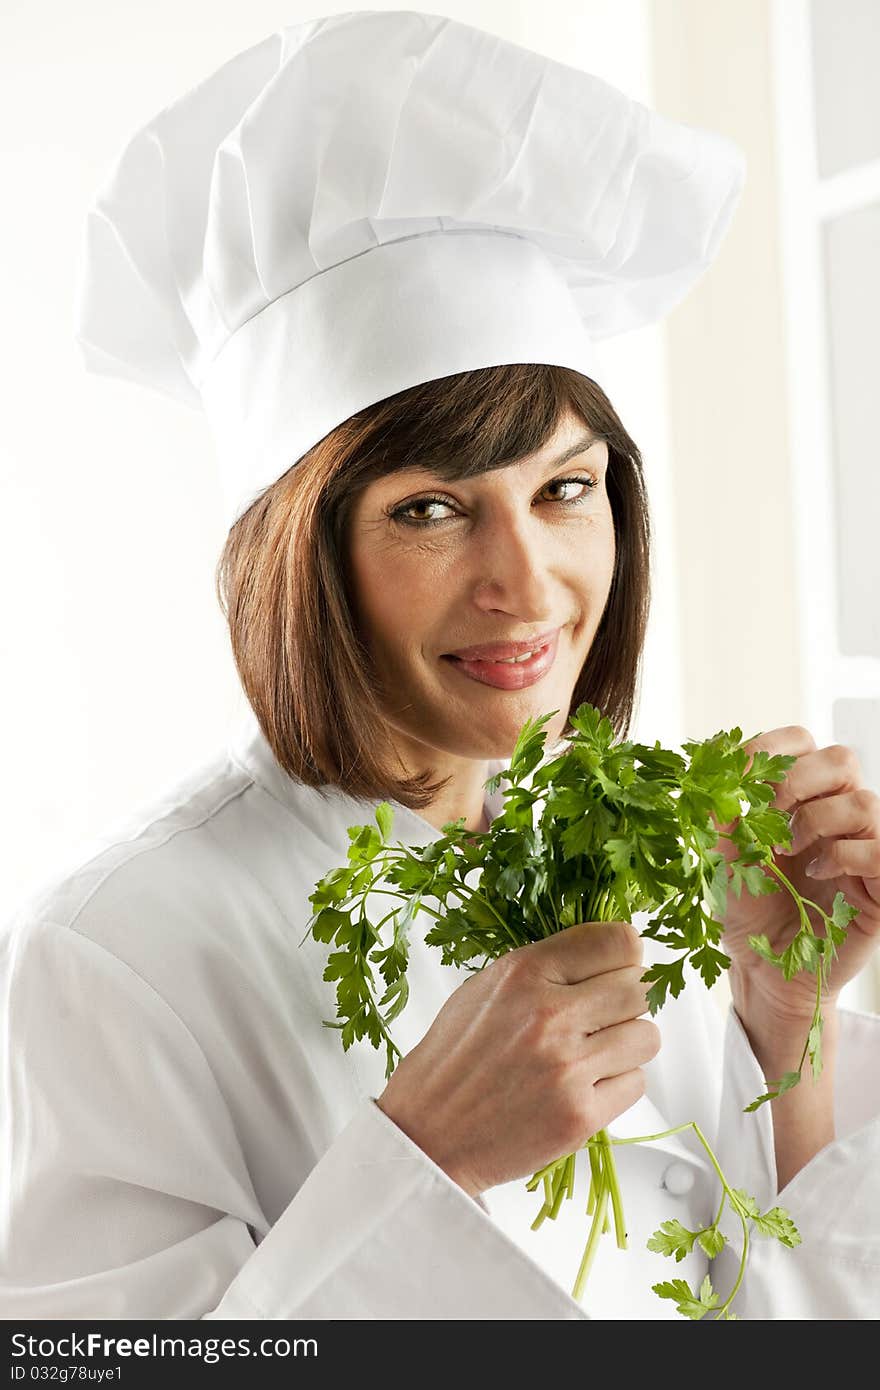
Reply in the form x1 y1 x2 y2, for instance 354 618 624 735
541 476 601 506
388 474 601 528
389 493 456 526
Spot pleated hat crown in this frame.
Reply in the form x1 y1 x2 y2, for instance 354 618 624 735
73 9 746 531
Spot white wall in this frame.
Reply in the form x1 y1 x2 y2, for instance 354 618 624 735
1 0 673 916
650 0 801 745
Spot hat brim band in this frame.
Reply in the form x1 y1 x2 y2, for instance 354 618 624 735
201 229 602 530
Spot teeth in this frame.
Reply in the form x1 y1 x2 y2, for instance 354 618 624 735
450 640 552 663
477 649 538 664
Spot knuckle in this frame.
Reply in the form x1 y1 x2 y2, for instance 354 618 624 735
520 1000 563 1054
792 724 817 749
615 920 643 964
624 964 652 1010
567 1112 594 1149
453 970 481 1002
490 948 528 990
748 734 778 759
560 1080 590 1131
638 1018 662 1060
831 743 861 780
854 786 876 814
581 1109 605 1145
571 1089 603 1141
630 1067 648 1102
542 1062 590 1139
602 1070 647 1130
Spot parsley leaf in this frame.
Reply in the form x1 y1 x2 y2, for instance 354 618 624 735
647 1218 728 1263
652 1274 720 1319
647 1219 698 1262
752 1206 802 1248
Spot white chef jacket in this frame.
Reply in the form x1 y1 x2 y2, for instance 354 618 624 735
2 708 879 1321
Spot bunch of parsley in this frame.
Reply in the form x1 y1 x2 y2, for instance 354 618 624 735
305 703 857 1318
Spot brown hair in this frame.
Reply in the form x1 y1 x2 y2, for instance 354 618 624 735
215 364 651 812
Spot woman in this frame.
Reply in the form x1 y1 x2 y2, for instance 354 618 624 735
3 12 880 1320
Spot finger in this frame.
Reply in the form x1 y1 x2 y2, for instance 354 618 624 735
781 786 879 858
774 744 863 822
565 964 652 1034
741 725 817 812
532 920 642 985
709 725 818 850
588 1069 648 1134
584 1016 661 1080
804 834 880 886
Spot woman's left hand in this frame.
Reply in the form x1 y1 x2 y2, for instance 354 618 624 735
713 725 880 1028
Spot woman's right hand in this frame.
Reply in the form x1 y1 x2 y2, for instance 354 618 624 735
375 920 660 1199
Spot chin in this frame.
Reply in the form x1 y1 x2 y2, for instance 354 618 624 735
474 700 575 759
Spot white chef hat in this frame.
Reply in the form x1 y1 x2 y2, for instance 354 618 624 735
73 9 746 533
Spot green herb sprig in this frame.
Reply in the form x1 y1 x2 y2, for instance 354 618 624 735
304 703 857 1317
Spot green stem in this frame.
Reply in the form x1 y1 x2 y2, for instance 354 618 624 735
533 901 557 939
464 886 525 950
715 836 820 937
389 868 523 952
716 837 833 1089
572 1182 609 1302
549 1157 572 1219
590 1120 750 1320
759 856 814 932
529 1126 629 1293
566 1153 576 1200
360 852 526 951
755 856 839 1084
529 1155 568 1230
586 1138 602 1216
353 883 446 923
531 1205 550 1232
601 1132 627 1248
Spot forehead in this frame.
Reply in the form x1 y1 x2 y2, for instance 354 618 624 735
363 411 602 493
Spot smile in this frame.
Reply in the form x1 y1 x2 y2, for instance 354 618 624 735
441 632 559 690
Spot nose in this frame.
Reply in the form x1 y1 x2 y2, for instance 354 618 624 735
470 510 558 621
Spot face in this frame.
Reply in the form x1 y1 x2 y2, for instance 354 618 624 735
346 409 616 770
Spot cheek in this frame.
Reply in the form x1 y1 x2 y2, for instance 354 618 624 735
594 505 616 564
568 513 616 583
349 540 449 642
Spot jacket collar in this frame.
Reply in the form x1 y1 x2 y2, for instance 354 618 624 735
225 701 508 847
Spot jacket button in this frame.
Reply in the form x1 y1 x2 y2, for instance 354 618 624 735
662 1161 695 1196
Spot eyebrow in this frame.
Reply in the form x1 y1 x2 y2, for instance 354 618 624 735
546 434 600 467
391 433 602 484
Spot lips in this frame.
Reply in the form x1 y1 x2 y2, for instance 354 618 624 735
444 628 560 662
442 629 560 691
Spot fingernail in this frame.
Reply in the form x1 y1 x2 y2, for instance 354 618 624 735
805 857 821 877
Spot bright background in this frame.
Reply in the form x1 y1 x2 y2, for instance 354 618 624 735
2 0 878 1009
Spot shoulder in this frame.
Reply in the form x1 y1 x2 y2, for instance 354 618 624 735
5 747 252 943
0 749 256 1047
1 736 382 1037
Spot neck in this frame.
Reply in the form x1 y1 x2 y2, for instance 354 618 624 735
408 763 492 836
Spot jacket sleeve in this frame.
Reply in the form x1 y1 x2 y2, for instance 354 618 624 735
710 1002 880 1319
0 918 586 1320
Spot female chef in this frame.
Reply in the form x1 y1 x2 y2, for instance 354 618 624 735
3 12 880 1320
